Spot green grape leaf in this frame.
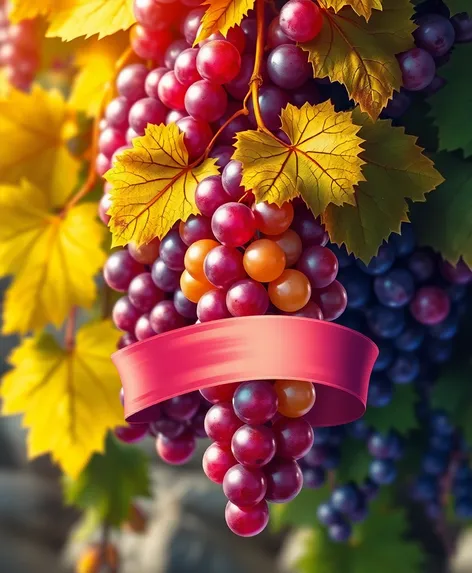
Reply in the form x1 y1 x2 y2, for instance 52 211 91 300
337 437 372 483
411 152 472 268
430 359 472 444
430 43 472 157
64 432 151 526
363 384 418 435
271 484 332 531
297 492 424 573
444 0 469 14
401 98 439 153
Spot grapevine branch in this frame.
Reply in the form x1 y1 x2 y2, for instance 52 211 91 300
62 47 134 214
65 307 77 352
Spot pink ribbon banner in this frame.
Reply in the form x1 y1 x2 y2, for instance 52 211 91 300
112 316 379 427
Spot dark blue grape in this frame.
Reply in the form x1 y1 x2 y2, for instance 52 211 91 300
422 451 450 475
322 446 341 470
328 520 352 542
430 433 455 453
336 309 366 332
430 410 455 436
356 244 396 275
453 478 472 498
411 475 439 501
407 249 435 282
361 478 380 500
317 502 340 526
372 341 395 372
390 224 416 257
313 428 331 445
369 459 397 485
347 419 371 440
303 466 326 489
338 267 371 309
368 431 402 459
455 497 472 519
374 269 415 308
367 306 405 339
388 352 420 384
303 444 328 467
368 376 393 408
426 339 453 364
349 498 369 523
429 311 459 340
395 324 425 351
328 244 353 268
331 484 359 513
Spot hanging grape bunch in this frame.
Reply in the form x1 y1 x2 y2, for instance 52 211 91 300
2 0 472 568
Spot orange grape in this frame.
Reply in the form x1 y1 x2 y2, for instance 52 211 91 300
180 269 213 303
76 543 119 573
268 269 311 312
184 238 219 281
268 229 303 267
252 201 294 235
274 380 316 418
243 239 286 282
128 237 161 265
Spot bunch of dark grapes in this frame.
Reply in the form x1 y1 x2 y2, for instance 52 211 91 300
0 4 39 91
386 1 472 117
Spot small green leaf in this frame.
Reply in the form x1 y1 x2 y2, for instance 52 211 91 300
430 43 472 156
271 484 331 531
411 152 472 268
337 437 372 483
64 432 151 526
444 0 469 14
363 384 418 434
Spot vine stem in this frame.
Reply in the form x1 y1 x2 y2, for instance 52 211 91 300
65 307 77 352
251 0 272 135
62 47 134 214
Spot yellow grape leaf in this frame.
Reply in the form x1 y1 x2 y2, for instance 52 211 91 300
0 84 81 206
301 0 415 120
321 0 382 20
69 32 131 117
322 109 444 263
105 123 220 247
10 0 135 41
233 102 365 216
0 321 123 478
195 0 254 44
47 0 135 40
0 180 106 334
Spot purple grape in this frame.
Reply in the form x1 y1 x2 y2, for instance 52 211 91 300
231 425 277 468
267 44 311 89
204 402 243 445
414 14 455 57
397 48 436 91
173 289 198 318
128 272 164 312
116 64 148 101
222 160 245 201
164 392 201 421
112 296 140 332
303 466 326 488
151 418 186 439
195 176 229 217
179 214 215 246
104 250 145 292
451 13 472 43
226 279 270 316
272 417 314 459
151 258 181 292
247 85 290 131
159 229 187 271
233 381 278 424
105 96 132 130
264 458 303 503
223 464 267 506
150 300 187 333
197 289 231 322
204 245 247 289
135 313 157 341
373 269 415 308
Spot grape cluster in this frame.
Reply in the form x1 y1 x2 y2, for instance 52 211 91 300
95 0 331 181
0 5 39 91
202 379 318 536
387 1 472 117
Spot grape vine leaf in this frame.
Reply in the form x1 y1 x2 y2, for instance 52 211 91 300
430 360 472 444
0 180 106 334
0 85 80 204
9 0 135 41
444 0 469 14
321 0 383 20
322 109 443 263
64 433 150 526
337 437 372 482
364 384 418 434
296 493 423 573
0 321 124 478
429 43 472 158
301 0 415 120
105 123 220 247
233 102 366 216
411 152 472 268
69 32 131 117
194 0 254 44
